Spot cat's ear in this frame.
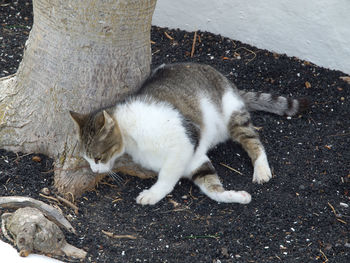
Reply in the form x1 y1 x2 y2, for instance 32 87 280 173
102 110 115 130
69 111 88 129
93 110 115 133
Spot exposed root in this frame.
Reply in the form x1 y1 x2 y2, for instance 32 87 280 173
1 213 14 243
61 242 87 259
0 196 76 234
2 207 86 259
54 154 156 199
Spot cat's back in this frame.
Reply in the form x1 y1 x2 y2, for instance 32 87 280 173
138 63 230 97
135 63 234 126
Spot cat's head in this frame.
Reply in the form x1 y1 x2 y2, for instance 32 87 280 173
69 110 124 173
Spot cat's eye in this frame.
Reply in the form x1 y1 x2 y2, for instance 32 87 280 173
94 157 101 164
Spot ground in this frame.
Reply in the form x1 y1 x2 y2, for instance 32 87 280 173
0 1 349 262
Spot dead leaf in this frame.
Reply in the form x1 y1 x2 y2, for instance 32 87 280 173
273 53 279 59
340 76 350 84
305 81 312 89
32 156 41 162
169 199 180 208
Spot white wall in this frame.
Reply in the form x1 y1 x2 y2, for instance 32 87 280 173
152 0 350 75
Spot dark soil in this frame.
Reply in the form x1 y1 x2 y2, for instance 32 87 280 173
1 1 349 262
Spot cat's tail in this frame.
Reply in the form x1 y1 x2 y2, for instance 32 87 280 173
238 90 309 116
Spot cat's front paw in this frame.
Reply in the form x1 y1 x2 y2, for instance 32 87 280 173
253 154 272 184
236 190 252 204
136 189 164 205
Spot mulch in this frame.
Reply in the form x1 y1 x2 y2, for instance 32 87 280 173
1 1 349 262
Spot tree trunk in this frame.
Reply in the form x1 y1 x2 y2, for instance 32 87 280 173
0 0 157 197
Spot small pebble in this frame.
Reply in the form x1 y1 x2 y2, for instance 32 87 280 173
339 202 348 208
324 243 332 251
41 187 50 195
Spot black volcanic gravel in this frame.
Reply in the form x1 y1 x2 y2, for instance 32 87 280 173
1 1 349 262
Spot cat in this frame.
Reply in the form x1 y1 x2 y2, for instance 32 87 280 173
70 63 308 205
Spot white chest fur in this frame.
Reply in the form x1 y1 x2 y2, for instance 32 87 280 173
114 100 193 172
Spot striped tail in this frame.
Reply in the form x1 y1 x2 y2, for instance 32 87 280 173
238 90 309 116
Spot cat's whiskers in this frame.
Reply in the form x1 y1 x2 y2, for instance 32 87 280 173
108 171 124 185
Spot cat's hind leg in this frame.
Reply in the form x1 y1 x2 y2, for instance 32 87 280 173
190 159 251 204
228 110 272 184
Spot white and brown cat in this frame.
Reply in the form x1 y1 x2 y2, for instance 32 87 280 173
70 63 308 205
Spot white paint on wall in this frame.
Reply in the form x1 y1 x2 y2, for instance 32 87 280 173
152 0 350 74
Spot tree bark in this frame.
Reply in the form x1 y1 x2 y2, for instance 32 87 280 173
0 0 157 197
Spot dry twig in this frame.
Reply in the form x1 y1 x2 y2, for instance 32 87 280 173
233 46 257 64
189 186 198 200
328 202 348 224
327 202 337 216
336 218 347 224
164 31 173 40
191 31 197 57
102 230 137 239
56 195 79 214
39 193 59 203
112 198 122 203
319 249 329 262
220 163 243 176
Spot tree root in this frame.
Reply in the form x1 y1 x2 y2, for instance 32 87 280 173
54 154 156 199
61 242 87 259
0 196 75 234
1 207 86 259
